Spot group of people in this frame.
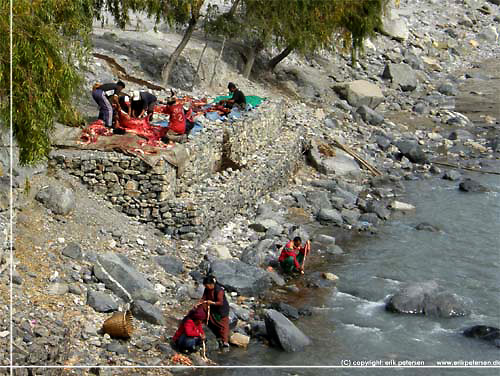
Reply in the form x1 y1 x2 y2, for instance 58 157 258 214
91 81 247 145
172 276 230 353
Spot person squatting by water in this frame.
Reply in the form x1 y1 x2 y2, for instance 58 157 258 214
91 81 125 128
172 306 206 353
278 237 310 274
198 275 230 349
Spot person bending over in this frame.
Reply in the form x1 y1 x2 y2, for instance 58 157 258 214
131 90 157 121
219 82 246 110
92 81 125 128
172 306 206 353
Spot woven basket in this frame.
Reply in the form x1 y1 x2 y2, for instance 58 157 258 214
102 310 134 339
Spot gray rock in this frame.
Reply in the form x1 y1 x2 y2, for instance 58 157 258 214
306 191 332 213
382 63 417 91
250 320 267 338
333 80 385 109
386 281 468 318
93 253 158 304
356 105 385 125
61 243 82 260
463 325 500 348
394 140 428 164
249 218 280 233
209 259 273 296
415 222 440 232
377 136 392 151
47 283 69 295
230 303 251 322
403 52 424 70
314 234 336 245
341 208 360 225
325 244 344 255
264 309 311 352
438 82 458 96
107 341 128 355
87 290 118 313
288 225 310 243
317 208 343 225
413 102 428 114
321 149 361 178
155 255 184 275
366 201 391 220
209 244 233 259
35 184 75 215
324 116 339 129
459 179 489 193
381 11 409 41
306 271 338 288
69 284 83 295
240 238 276 267
487 0 500 5
359 213 381 226
270 302 300 320
442 170 461 181
131 300 165 325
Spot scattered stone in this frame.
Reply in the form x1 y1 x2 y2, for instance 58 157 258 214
86 290 118 313
389 201 415 211
314 234 336 244
356 105 385 125
333 80 385 109
438 82 458 96
449 129 474 141
62 243 83 260
415 222 440 232
209 245 232 260
107 341 129 355
47 282 69 295
381 10 409 41
264 309 311 352
35 184 75 215
463 325 500 348
317 208 343 225
394 140 428 164
382 63 417 91
270 302 300 320
322 272 339 281
442 170 461 181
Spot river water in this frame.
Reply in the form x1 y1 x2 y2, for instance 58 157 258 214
201 164 499 375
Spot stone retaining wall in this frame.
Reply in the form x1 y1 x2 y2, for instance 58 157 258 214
50 100 304 240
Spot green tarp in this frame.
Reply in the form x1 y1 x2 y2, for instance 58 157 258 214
213 94 266 107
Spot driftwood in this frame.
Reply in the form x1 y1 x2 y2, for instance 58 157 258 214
331 139 382 176
433 161 500 176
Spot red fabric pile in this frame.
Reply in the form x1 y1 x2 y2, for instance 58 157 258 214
80 120 114 144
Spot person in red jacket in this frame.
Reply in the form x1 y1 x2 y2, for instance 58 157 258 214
172 306 206 353
278 240 303 274
161 96 187 144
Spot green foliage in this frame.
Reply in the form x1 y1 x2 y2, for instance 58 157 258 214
0 0 93 166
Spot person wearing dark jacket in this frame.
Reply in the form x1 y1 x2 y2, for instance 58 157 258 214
131 90 158 121
198 275 230 348
92 81 125 127
219 82 246 109
172 306 206 353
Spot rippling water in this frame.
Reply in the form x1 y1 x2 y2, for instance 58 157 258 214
202 163 499 375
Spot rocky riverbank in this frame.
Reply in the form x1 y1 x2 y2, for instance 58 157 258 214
3 0 500 373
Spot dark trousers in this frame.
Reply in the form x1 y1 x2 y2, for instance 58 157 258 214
208 315 229 343
185 120 195 135
176 334 202 352
92 89 113 127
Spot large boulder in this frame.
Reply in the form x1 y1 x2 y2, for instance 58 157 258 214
131 300 165 325
155 255 184 275
382 63 417 92
394 140 428 164
381 9 409 41
463 325 500 348
240 239 276 267
87 290 118 313
305 191 332 213
264 309 311 352
356 105 385 125
209 259 273 296
333 80 384 109
93 253 159 304
385 281 468 318
35 184 75 215
269 302 300 320
321 149 362 178
317 208 343 225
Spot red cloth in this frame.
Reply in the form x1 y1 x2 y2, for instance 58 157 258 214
284 240 307 255
278 248 301 269
172 319 205 343
115 111 167 143
80 120 114 144
161 103 186 134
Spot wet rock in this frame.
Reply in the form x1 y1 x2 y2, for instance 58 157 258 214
270 302 300 320
365 201 391 220
394 140 428 164
314 234 336 244
305 271 338 288
61 243 83 260
317 208 343 225
250 320 267 338
459 179 489 193
35 184 75 215
87 290 118 313
385 281 468 318
230 333 250 348
359 213 381 227
324 244 344 255
382 63 417 91
322 272 339 281
333 80 385 109
264 309 311 352
209 259 272 295
341 208 360 225
442 170 461 181
356 105 385 125
389 201 415 211
463 325 500 348
230 303 251 322
93 253 159 304
155 255 184 275
415 222 440 232
131 300 165 325
288 225 310 243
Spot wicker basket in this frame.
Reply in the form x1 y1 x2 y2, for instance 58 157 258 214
102 310 134 339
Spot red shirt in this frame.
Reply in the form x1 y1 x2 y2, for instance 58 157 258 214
162 103 186 134
285 240 307 255
278 248 301 269
172 319 205 342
